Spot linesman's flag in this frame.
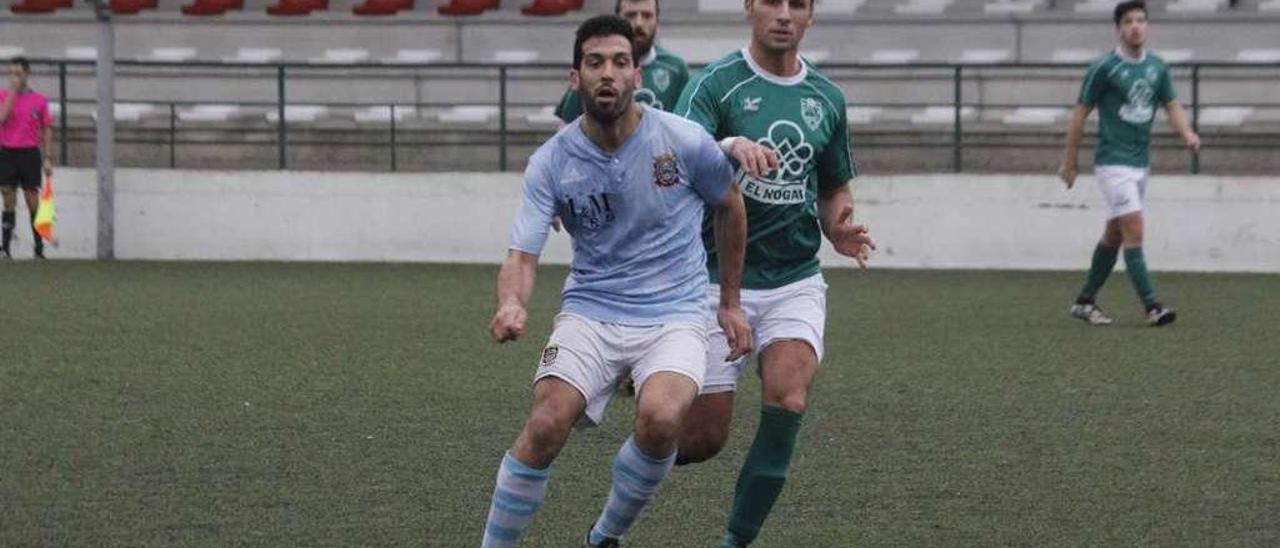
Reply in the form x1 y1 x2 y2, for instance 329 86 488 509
34 176 55 243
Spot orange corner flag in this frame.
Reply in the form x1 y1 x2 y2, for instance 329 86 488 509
34 176 55 243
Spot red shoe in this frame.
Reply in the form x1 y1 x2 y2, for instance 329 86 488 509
353 0 410 14
521 0 570 16
436 0 496 15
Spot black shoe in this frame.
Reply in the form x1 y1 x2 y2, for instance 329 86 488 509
1146 303 1177 327
34 247 45 259
584 525 621 547
0 248 10 260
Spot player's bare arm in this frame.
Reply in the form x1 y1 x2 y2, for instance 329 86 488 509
0 73 19 124
1164 101 1201 152
712 183 752 361
489 249 539 343
42 125 54 176
719 136 779 179
1059 104 1094 189
818 182 875 269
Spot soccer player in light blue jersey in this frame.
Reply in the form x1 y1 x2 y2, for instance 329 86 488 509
479 16 760 548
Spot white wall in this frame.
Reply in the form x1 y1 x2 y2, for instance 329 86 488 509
29 169 1280 273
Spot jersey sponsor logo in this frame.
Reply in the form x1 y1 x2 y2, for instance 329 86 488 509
652 68 671 92
539 345 559 367
565 193 616 231
653 152 680 188
634 88 662 110
742 96 761 112
743 120 813 205
801 97 824 131
1119 79 1155 124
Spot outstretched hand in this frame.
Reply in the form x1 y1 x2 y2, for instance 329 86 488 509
828 205 875 269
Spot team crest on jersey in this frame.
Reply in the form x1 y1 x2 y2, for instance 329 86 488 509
652 68 671 92
800 97 824 131
539 345 559 367
653 152 680 187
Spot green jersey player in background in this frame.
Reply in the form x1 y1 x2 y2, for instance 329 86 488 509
1059 0 1199 327
554 0 689 123
673 1 876 546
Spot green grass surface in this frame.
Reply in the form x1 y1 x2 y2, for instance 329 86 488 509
2 262 1278 547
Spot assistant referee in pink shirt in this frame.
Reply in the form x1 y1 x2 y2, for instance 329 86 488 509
0 57 55 259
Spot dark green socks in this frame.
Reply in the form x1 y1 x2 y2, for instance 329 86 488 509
1077 243 1120 303
721 405 803 548
1123 247 1158 308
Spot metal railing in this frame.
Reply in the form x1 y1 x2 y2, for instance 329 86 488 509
29 59 1280 174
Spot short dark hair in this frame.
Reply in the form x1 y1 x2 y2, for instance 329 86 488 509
10 56 30 72
1113 0 1146 25
573 15 639 70
614 0 658 16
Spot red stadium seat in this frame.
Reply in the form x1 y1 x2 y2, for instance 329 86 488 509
9 0 70 14
521 0 579 16
266 0 327 15
111 0 157 14
353 0 411 15
436 0 496 15
181 0 242 16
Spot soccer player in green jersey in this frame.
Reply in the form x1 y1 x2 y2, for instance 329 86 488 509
1059 0 1199 327
554 0 689 123
672 1 875 546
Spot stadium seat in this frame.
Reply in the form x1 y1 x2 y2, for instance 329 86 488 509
9 0 71 14
1052 49 1099 63
984 0 1039 14
146 47 198 62
353 105 415 122
90 103 155 123
437 0 496 15
661 38 741 64
265 105 329 123
1166 0 1225 12
521 0 578 16
438 105 498 123
1261 0 1280 12
814 0 864 15
181 0 242 15
869 49 920 63
1001 107 1067 125
1158 49 1195 63
384 49 444 63
178 105 241 122
1237 49 1280 62
958 49 1010 63
225 48 283 63
801 50 831 64
491 49 539 63
267 0 327 16
524 106 560 125
0 46 25 58
894 0 951 15
911 106 975 124
1074 0 1119 13
111 0 158 14
846 106 883 125
312 48 370 63
66 46 98 60
353 0 412 15
1197 106 1253 126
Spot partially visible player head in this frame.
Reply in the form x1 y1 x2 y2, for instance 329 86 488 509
616 0 659 60
1113 0 1148 51
572 15 642 124
8 56 30 89
746 0 815 56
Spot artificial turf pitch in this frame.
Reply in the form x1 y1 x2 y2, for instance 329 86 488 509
2 261 1277 547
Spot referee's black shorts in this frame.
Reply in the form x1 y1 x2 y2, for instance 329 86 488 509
0 147 43 191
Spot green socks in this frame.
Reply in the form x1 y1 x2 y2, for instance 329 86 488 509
1123 247 1158 309
1077 243 1120 302
721 405 803 548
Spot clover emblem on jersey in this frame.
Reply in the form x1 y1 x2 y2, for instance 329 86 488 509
1119 79 1155 124
634 88 662 110
653 152 680 188
800 97 824 132
652 69 670 92
759 120 814 184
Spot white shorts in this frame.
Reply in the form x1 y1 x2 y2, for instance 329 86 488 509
701 273 828 394
533 313 707 427
1095 165 1150 219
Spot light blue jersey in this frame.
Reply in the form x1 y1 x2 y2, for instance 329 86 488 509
510 106 735 325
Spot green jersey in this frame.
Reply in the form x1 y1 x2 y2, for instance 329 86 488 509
676 49 856 290
555 45 690 122
1078 49 1176 168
